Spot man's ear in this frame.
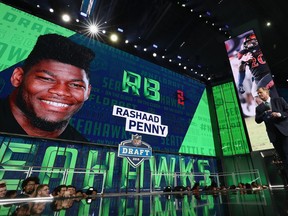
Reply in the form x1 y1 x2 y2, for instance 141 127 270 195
11 67 24 87
84 84 92 101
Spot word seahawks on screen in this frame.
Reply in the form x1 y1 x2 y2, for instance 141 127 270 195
112 105 168 137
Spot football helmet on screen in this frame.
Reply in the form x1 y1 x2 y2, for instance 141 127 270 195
243 34 258 49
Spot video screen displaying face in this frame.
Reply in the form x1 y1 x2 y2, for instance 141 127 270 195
225 30 277 151
0 3 216 156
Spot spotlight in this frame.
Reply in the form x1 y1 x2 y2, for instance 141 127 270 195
153 44 158 49
117 28 124 32
125 40 129 44
143 48 147 51
80 12 88 17
89 24 99 34
49 8 54 13
82 19 105 38
110 33 118 42
152 53 157 57
62 14 71 22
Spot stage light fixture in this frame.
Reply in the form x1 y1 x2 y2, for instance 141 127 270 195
82 19 104 38
80 12 88 17
110 33 118 42
89 24 99 34
62 14 71 22
49 8 54 13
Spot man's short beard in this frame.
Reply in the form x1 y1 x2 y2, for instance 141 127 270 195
16 87 68 132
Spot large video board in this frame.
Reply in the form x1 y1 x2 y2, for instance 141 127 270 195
0 3 215 156
225 30 276 151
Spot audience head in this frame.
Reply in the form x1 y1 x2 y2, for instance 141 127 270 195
67 185 76 196
52 185 68 197
0 180 7 198
36 184 50 197
21 176 40 195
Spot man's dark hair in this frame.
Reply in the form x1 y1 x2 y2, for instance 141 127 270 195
52 184 67 196
257 87 269 93
21 176 40 190
67 185 76 189
22 34 95 80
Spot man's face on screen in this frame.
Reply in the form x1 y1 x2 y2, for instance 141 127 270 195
12 60 91 131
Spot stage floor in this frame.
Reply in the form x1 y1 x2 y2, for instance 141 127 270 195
1 188 288 215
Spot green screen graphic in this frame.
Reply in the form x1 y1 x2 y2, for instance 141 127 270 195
179 89 215 156
0 3 75 71
212 82 250 156
0 3 215 156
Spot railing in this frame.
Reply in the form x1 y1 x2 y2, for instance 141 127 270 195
150 169 261 192
0 165 106 194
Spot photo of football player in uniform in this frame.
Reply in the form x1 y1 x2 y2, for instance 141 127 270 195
237 33 278 104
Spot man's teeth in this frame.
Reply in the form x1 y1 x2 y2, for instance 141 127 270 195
42 100 69 107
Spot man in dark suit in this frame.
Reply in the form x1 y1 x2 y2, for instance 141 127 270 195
255 87 288 168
